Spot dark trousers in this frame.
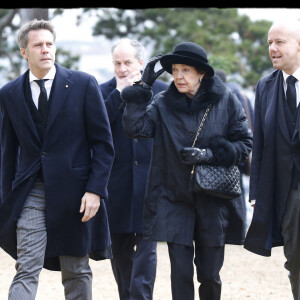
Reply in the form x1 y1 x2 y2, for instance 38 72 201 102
281 183 300 300
167 242 224 300
110 233 157 300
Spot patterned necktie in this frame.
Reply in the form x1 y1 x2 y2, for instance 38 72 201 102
34 79 49 120
286 75 298 114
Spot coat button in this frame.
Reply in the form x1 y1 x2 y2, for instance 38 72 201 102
41 152 47 158
133 139 138 143
134 161 138 166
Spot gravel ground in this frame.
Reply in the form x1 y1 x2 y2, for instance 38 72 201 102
0 242 293 300
0 177 294 299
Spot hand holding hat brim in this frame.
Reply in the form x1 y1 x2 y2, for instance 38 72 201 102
142 54 165 88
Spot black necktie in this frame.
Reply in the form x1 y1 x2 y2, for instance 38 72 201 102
286 75 297 114
34 79 49 119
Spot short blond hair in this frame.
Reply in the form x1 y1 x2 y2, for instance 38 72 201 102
17 19 56 49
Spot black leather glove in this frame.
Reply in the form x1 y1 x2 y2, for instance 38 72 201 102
180 147 214 165
141 54 165 89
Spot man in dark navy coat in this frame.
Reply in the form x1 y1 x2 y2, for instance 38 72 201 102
100 38 167 300
244 20 300 300
0 20 114 300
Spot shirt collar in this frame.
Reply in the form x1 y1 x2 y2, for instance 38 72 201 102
282 68 300 83
29 65 56 83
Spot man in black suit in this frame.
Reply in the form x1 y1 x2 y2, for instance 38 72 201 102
100 38 167 300
244 20 300 300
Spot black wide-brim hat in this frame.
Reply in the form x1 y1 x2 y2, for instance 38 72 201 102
160 41 214 77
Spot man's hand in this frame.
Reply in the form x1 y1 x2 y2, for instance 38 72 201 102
116 70 141 92
80 192 101 222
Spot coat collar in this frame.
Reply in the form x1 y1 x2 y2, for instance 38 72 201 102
163 75 226 112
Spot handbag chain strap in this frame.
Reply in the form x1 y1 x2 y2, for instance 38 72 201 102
191 104 212 175
192 104 212 147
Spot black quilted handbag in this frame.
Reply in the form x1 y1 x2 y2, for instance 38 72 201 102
192 164 241 199
190 105 242 199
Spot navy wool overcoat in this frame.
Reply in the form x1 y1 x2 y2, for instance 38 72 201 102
0 63 114 270
100 77 167 233
244 70 296 256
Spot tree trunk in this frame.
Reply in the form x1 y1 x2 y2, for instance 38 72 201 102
19 8 48 23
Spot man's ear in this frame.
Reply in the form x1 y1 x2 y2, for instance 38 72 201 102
20 48 27 60
139 59 144 68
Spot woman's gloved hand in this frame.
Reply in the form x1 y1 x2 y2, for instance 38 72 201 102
180 147 214 165
121 84 153 104
141 54 165 89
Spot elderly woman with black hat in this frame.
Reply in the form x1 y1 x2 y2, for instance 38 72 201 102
121 42 252 300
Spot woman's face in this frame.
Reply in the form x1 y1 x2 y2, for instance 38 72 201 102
172 64 205 98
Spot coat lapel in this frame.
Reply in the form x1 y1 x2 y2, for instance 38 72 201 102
45 64 73 132
7 73 41 144
266 71 290 142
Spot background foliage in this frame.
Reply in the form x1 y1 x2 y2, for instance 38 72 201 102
0 8 273 89
84 8 273 88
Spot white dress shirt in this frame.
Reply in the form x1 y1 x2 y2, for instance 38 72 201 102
29 65 56 109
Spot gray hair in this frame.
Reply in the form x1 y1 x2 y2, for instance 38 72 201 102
111 38 144 61
17 19 56 49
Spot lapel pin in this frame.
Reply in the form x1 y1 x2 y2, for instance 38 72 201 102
65 85 69 88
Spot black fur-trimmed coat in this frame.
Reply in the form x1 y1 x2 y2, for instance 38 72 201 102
122 76 253 246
